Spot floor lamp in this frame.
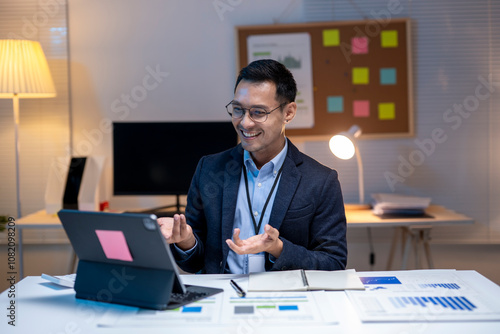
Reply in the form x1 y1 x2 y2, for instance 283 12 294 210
0 40 57 218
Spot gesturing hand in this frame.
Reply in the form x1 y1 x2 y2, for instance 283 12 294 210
226 224 283 258
157 214 196 251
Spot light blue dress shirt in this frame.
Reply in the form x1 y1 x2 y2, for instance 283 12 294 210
226 140 288 274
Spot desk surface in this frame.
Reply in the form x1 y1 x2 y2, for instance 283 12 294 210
17 205 474 228
346 205 474 227
1 270 499 334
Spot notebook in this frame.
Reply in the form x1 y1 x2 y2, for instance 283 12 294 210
58 209 223 310
248 269 365 292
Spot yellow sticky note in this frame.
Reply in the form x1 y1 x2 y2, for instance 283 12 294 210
381 30 398 47
378 103 395 120
323 29 340 46
352 67 369 84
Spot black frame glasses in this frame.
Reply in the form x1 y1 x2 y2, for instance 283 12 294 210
225 101 287 123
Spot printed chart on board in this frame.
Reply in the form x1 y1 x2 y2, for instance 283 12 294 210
247 33 315 130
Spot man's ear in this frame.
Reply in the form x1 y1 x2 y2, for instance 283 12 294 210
284 102 297 124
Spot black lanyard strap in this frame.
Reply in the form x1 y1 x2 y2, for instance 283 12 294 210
243 163 284 236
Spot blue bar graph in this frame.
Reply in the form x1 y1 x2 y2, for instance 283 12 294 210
391 296 476 311
418 283 461 290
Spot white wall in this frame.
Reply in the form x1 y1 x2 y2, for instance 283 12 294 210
67 0 500 244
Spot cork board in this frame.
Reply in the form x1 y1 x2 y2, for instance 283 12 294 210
237 19 413 139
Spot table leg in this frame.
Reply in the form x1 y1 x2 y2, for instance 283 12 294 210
423 229 434 269
401 227 413 270
386 227 399 270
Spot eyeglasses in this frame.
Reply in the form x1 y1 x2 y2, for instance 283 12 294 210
225 101 287 123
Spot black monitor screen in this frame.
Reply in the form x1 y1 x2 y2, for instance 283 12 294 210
113 122 237 196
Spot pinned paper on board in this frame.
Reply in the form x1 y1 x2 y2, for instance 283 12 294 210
378 103 396 120
327 96 344 113
380 68 397 85
95 230 134 262
353 100 370 117
352 37 368 54
323 29 340 46
381 30 398 47
352 67 369 85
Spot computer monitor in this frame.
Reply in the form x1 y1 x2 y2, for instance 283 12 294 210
112 121 237 204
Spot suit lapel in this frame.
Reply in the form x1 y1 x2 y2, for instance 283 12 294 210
268 140 302 231
220 146 243 270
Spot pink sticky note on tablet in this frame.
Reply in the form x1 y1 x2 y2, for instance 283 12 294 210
95 230 133 262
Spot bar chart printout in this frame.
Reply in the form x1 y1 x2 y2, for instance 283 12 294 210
220 291 338 325
346 290 500 321
97 295 222 327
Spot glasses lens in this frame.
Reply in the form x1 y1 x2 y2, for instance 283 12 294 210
249 108 267 122
228 104 243 118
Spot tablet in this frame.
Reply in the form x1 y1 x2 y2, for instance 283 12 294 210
58 209 223 310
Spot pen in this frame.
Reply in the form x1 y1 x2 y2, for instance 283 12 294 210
230 279 246 298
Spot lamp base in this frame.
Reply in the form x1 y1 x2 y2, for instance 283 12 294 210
344 203 371 210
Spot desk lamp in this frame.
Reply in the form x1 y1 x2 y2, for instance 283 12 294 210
329 125 369 210
0 40 57 218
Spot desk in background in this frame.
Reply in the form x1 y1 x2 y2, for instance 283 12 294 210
1 270 499 333
15 205 473 279
346 205 474 270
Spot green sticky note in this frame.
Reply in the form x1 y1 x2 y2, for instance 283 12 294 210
381 30 398 47
323 29 340 46
378 103 395 120
352 67 369 84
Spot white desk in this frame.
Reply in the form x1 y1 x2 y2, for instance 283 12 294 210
1 270 499 333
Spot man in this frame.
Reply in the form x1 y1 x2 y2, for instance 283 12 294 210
158 59 347 274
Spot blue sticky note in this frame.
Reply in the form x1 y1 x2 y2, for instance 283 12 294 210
380 68 397 85
359 276 402 284
327 96 343 113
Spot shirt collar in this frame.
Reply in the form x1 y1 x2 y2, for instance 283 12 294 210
243 138 288 176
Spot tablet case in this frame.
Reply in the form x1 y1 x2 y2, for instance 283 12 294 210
57 209 219 310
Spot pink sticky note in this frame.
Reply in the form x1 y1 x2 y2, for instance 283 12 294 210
353 100 370 117
352 37 368 54
95 230 133 262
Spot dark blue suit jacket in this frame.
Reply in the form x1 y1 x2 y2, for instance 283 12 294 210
171 139 347 274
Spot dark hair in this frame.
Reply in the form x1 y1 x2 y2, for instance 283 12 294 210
234 59 297 103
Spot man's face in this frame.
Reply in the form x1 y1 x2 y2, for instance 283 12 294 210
231 80 295 166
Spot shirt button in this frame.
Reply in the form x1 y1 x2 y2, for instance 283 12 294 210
254 211 259 217
274 170 278 175
257 182 262 188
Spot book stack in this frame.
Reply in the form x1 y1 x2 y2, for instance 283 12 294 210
371 193 431 217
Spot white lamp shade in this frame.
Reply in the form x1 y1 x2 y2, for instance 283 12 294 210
329 134 356 160
0 39 56 98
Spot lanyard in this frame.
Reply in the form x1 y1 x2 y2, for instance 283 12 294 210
243 163 284 236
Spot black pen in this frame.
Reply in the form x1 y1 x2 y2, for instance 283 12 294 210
230 279 246 298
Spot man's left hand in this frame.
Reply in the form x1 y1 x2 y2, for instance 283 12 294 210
226 224 283 258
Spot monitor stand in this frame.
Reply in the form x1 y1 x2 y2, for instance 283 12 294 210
130 194 185 217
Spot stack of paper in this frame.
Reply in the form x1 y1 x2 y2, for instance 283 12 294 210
371 193 431 216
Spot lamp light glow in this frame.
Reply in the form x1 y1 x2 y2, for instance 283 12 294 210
329 125 366 206
329 135 355 160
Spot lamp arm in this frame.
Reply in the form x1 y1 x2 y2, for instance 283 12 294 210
354 144 365 204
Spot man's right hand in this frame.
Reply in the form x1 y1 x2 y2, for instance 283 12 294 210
157 214 196 251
